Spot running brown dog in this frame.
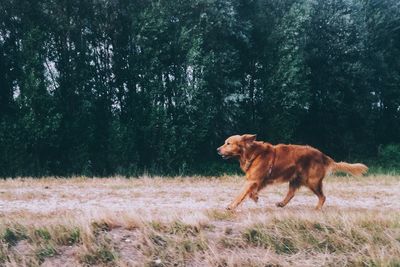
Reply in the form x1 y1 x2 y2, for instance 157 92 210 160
217 134 368 210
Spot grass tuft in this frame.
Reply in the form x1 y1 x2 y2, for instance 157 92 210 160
243 214 400 257
143 220 208 266
91 221 113 237
206 209 236 221
52 226 81 246
2 227 27 246
34 228 52 241
80 242 117 265
35 243 57 263
243 226 297 254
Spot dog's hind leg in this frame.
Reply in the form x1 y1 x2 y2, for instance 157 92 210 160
307 179 326 210
276 179 301 208
227 181 258 210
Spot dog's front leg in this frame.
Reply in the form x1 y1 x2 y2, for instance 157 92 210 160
227 181 258 210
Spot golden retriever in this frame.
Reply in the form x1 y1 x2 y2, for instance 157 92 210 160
217 134 368 210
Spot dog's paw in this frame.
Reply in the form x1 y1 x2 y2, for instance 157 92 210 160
275 202 285 208
226 204 235 211
249 191 259 203
250 196 259 203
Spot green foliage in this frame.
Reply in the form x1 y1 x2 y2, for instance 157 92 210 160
80 244 117 265
34 228 51 241
242 217 391 255
243 227 298 254
54 227 81 246
0 0 399 176
35 244 57 263
67 228 81 245
378 144 400 169
2 228 27 246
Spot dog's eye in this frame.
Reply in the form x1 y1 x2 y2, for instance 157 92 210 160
226 142 230 145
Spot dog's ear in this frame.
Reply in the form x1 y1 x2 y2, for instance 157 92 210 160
242 134 257 143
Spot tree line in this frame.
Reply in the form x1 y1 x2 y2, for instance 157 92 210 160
0 0 399 177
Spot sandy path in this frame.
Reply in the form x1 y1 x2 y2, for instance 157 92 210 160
0 176 398 220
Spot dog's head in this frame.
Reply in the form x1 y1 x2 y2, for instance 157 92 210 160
217 134 257 159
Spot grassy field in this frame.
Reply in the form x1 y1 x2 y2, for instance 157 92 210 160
0 174 399 266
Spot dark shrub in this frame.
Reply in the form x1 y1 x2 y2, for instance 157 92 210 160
378 144 400 169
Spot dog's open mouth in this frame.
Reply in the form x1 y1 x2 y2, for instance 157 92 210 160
219 153 232 160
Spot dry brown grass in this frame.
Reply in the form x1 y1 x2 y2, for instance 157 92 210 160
0 174 399 266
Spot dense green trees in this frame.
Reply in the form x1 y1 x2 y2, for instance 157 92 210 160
0 0 399 176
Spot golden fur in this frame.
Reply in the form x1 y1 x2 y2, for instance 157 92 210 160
217 134 368 210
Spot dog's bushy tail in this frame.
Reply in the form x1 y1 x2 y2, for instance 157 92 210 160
331 162 368 176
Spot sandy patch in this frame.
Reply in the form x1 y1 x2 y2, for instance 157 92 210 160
0 175 398 220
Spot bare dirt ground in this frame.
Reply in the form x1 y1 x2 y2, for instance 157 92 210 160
0 174 399 266
0 175 398 216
